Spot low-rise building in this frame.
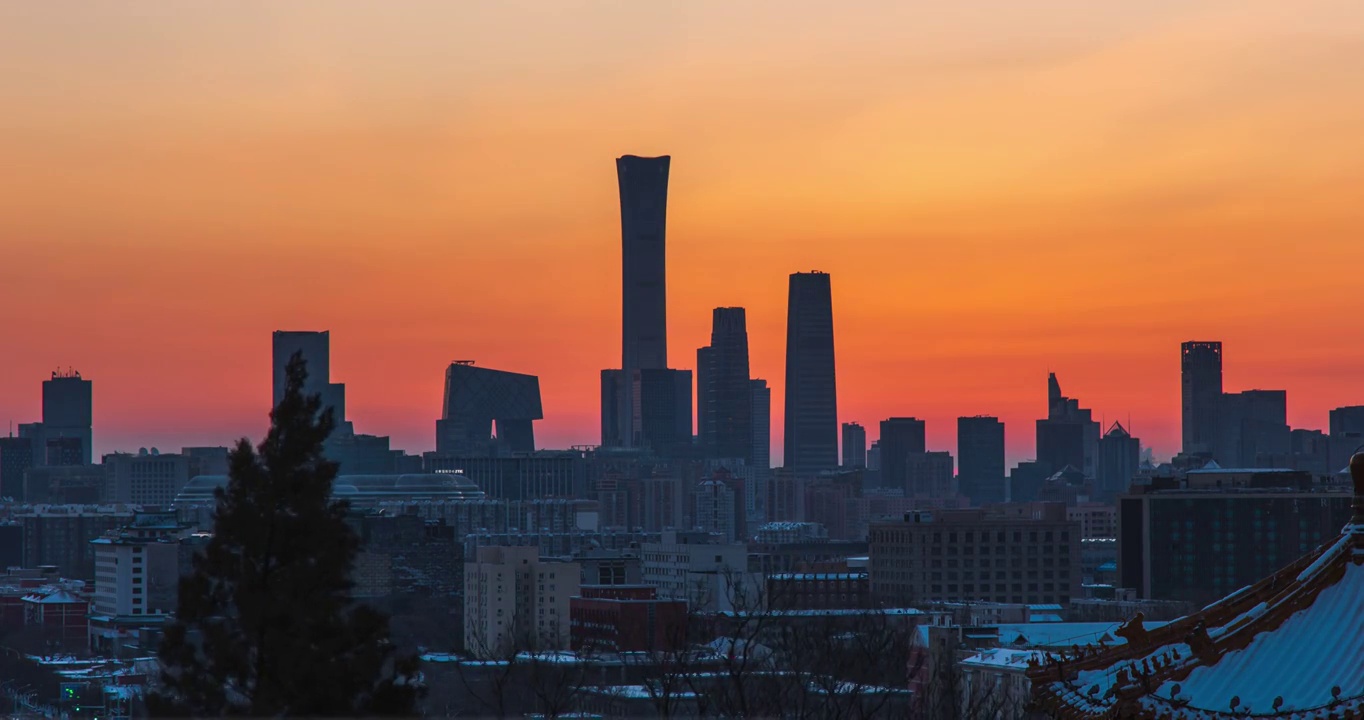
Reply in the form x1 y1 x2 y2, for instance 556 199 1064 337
569 585 688 652
869 502 1081 607
765 572 870 610
640 530 750 611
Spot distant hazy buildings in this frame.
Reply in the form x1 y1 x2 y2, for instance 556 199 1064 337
0 436 36 501
957 416 1005 506
878 418 926 493
1217 389 1289 467
1329 405 1364 436
6 370 95 487
1096 422 1140 501
1180 341 1223 457
695 478 738 542
842 422 867 469
905 450 955 499
1035 373 1099 479
104 450 192 506
783 271 838 474
750 379 772 515
436 362 543 457
697 307 753 461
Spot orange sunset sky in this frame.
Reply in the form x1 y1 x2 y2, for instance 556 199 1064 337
2 1 1363 465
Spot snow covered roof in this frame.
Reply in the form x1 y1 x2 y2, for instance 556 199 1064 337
1030 455 1364 719
991 621 1170 650
961 647 1045 671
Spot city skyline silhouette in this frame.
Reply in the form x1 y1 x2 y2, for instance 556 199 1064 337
3 2 1363 464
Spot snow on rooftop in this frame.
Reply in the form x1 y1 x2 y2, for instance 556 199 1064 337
1152 560 1364 714
961 647 1045 670
990 621 1170 649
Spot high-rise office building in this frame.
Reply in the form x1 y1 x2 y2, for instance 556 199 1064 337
905 450 955 499
0 436 36 501
695 478 738 543
436 362 543 457
1329 406 1364 436
783 271 838 474
1181 341 1223 457
697 308 752 460
878 418 926 492
633 368 692 455
41 370 93 465
750 379 772 516
696 346 713 444
1096 422 1140 501
272 331 347 426
1217 389 1289 467
842 422 867 469
957 416 1005 506
1036 374 1100 479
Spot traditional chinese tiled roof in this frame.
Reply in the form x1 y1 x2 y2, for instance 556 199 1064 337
1028 454 1364 719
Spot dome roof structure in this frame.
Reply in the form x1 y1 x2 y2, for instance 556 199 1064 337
173 472 484 506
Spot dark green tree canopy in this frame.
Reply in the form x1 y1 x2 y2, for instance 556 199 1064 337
151 352 421 716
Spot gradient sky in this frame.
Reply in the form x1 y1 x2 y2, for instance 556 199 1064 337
3 1 1363 465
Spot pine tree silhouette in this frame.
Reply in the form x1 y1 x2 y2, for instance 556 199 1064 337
150 352 422 716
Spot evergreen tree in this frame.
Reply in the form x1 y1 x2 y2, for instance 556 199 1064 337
150 353 422 716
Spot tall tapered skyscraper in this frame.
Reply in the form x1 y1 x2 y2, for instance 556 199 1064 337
783 271 837 474
1181 341 1222 456
603 155 688 450
619 155 670 374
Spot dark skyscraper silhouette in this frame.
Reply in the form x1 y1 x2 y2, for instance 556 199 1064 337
1036 373 1100 478
1097 421 1140 501
603 155 683 449
618 155 670 375
842 422 867 468
1217 389 1289 467
272 331 347 428
750 378 771 512
1330 406 1364 436
783 271 838 474
41 369 93 465
698 307 752 460
436 362 543 457
957 416 1005 506
879 417 926 492
1181 341 1223 457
